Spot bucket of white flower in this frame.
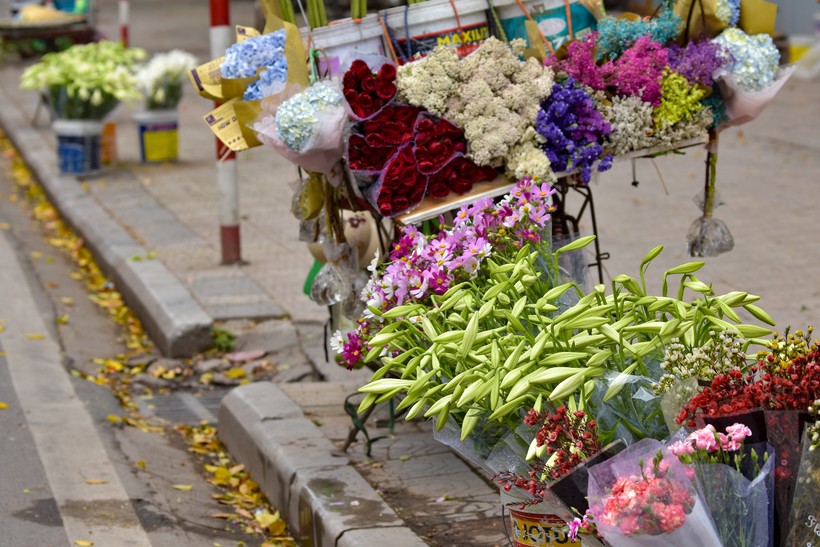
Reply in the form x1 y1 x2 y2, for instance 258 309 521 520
301 14 387 77
134 50 197 163
133 109 179 163
379 0 491 62
53 119 103 175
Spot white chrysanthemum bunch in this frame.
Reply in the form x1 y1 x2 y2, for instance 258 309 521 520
397 38 554 179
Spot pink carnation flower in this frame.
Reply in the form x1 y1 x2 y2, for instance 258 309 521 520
725 423 752 442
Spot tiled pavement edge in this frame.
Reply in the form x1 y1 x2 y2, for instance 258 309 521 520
0 84 213 357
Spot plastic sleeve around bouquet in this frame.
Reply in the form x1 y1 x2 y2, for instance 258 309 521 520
589 370 669 445
587 439 722 547
716 65 797 128
695 443 775 547
787 429 820 546
763 409 813 539
252 81 347 175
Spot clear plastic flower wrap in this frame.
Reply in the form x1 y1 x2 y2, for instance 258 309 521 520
668 428 775 547
589 369 669 445
587 439 722 547
253 80 346 175
787 429 820 547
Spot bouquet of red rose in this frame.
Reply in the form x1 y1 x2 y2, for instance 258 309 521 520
344 91 496 217
342 58 397 121
587 439 721 547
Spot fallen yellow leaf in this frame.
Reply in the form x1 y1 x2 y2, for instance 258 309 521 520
26 333 45 340
57 314 70 325
30 251 42 260
0 222 9 230
172 484 193 491
60 296 74 305
106 415 122 423
0 402 9 410
74 541 93 546
136 460 146 470
85 479 108 485
224 368 247 379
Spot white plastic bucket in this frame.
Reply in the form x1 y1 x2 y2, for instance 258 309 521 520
133 109 179 163
302 15 387 77
53 119 103 175
381 0 491 61
492 0 597 52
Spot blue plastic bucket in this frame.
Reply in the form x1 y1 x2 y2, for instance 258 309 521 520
53 119 102 175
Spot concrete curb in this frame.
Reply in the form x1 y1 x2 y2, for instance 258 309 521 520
0 87 213 357
219 382 428 547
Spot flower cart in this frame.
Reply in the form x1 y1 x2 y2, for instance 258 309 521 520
190 0 810 545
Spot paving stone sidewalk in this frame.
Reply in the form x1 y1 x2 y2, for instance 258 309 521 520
1 1 818 545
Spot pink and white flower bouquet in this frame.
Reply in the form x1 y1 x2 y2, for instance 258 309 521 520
587 439 721 547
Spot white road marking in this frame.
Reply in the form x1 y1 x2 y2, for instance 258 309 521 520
0 231 152 546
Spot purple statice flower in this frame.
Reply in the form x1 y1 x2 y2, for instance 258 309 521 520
668 40 726 88
605 36 668 106
535 78 613 184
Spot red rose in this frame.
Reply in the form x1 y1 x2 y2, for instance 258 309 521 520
363 120 379 134
417 161 434 174
400 166 418 187
366 133 387 147
452 179 473 194
342 72 359 92
416 117 434 133
377 63 397 82
361 75 377 93
350 59 370 79
376 81 396 101
429 181 449 198
398 146 415 165
344 89 358 105
393 196 410 212
396 107 421 123
416 132 433 146
410 180 426 202
480 166 499 181
454 141 466 153
357 93 374 112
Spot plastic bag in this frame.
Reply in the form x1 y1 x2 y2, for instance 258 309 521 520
589 370 668 445
587 439 722 547
696 445 775 547
786 429 820 547
687 215 734 257
660 377 700 436
253 80 347 175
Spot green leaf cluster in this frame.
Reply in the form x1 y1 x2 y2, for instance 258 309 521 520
358 243 774 443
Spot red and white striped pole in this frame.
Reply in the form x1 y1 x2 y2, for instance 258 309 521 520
118 0 129 47
210 0 242 264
